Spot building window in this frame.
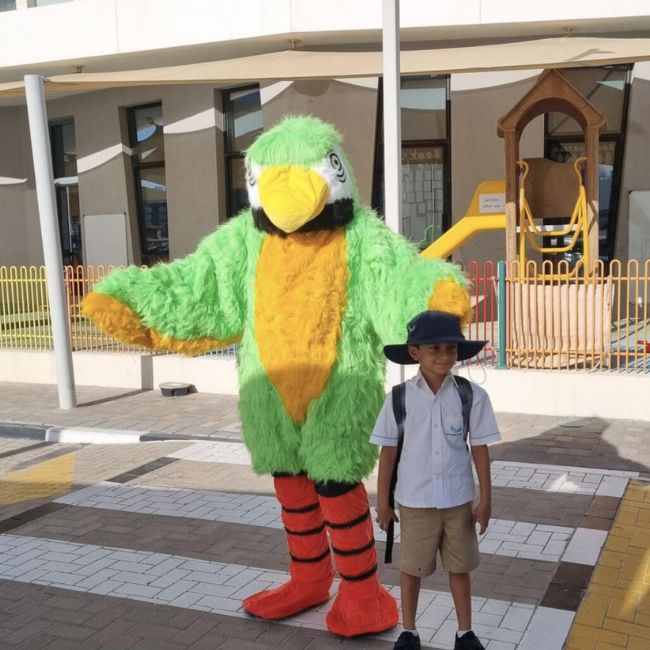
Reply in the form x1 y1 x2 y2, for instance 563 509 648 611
544 65 631 263
50 120 80 266
372 76 451 249
127 103 168 265
0 1 16 12
31 0 72 6
223 85 262 218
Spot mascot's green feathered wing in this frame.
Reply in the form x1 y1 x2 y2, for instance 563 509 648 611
82 115 472 637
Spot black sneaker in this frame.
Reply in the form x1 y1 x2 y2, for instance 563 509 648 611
393 631 422 650
454 631 485 650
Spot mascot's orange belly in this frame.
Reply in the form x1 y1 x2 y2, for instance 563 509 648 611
255 230 348 424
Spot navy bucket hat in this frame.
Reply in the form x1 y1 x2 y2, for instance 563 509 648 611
383 310 487 365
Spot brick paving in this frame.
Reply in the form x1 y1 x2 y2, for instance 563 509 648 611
0 383 240 439
565 480 650 649
0 580 390 649
0 531 557 648
14 501 558 606
1 382 650 473
0 382 647 647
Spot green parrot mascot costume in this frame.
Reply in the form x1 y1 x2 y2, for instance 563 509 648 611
82 115 472 637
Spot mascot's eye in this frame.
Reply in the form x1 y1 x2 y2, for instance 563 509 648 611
328 152 346 183
245 162 256 186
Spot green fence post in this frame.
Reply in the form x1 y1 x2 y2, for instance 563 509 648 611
497 260 507 369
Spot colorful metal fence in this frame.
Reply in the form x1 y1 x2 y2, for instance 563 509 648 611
463 260 498 368
1 265 141 352
504 259 649 373
1 262 648 373
0 265 52 351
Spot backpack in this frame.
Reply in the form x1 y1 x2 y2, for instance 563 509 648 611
384 375 473 564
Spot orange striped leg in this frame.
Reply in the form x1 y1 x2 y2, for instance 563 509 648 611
243 474 333 619
317 481 398 637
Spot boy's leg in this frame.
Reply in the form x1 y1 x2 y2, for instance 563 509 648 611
396 505 440 644
400 571 421 630
448 572 471 630
439 502 485 649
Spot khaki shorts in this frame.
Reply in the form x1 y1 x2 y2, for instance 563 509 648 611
398 501 480 577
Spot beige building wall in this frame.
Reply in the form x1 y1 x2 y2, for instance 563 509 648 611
0 106 41 267
48 88 140 265
0 106 28 267
451 74 545 267
2 72 646 272
2 85 227 267
162 86 223 258
615 76 650 261
261 79 378 206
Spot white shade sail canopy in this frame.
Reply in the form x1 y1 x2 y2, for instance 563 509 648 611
2 37 650 98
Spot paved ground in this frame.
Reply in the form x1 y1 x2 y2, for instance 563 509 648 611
0 381 648 649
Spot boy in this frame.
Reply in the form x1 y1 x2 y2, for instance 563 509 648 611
371 310 501 650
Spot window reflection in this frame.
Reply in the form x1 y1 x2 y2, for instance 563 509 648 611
227 87 263 152
34 0 71 5
50 120 81 266
224 85 262 218
400 145 445 244
128 103 168 264
544 65 631 262
139 169 168 262
131 104 164 164
228 158 249 218
373 76 450 248
547 66 628 136
400 77 447 140
546 141 617 262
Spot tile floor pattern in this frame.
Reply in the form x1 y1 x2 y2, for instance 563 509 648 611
0 533 573 650
169 441 640 498
0 430 643 648
56 481 591 564
565 480 650 649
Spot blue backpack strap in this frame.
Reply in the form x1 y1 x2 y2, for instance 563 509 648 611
454 375 473 445
391 382 406 444
385 382 406 564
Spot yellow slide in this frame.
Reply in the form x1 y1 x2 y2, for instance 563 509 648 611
420 180 506 259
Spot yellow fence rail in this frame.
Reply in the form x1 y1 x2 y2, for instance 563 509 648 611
1 262 648 373
505 259 649 373
0 265 150 353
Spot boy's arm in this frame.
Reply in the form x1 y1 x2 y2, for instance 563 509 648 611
471 444 492 534
375 446 399 531
369 396 400 532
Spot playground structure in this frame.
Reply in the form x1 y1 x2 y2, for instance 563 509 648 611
422 68 618 369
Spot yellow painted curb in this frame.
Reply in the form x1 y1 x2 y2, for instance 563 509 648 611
0 452 76 506
565 480 650 649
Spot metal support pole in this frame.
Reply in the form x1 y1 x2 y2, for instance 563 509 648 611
497 260 507 369
382 0 402 236
382 0 403 386
25 74 77 409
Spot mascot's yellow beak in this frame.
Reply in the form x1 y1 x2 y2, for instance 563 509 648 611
258 165 329 233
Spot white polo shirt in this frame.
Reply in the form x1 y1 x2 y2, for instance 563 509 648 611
369 371 501 509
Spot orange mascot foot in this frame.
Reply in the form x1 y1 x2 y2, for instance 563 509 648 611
317 481 399 637
243 571 332 620
242 474 334 620
326 577 398 637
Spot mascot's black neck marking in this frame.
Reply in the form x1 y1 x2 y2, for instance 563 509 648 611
252 198 354 237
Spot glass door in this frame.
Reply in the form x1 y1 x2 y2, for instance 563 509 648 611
55 179 81 266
